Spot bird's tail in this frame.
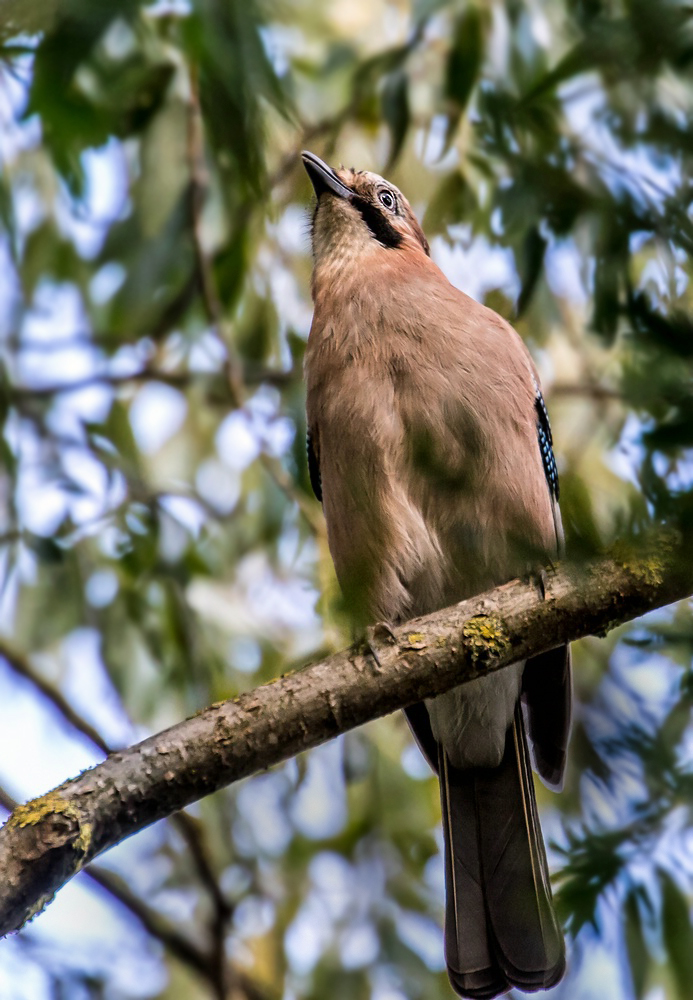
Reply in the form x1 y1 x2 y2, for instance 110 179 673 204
439 705 565 999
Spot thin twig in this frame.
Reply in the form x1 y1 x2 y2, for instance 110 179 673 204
89 861 270 1000
0 705 238 997
8 364 297 401
10 369 192 399
173 811 232 924
173 809 233 998
86 865 212 980
0 784 17 813
258 451 324 534
0 790 212 979
187 65 245 409
155 74 250 963
0 781 231 993
185 67 322 535
267 118 336 191
0 639 111 755
550 382 622 401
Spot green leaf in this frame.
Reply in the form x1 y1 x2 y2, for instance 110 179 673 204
442 6 484 150
21 221 86 298
554 827 624 936
592 251 623 342
421 170 477 236
236 291 279 364
624 886 650 999
0 172 15 250
516 224 547 316
659 869 693 999
186 0 293 204
0 0 58 41
382 70 410 168
99 194 196 340
445 6 484 111
628 292 693 359
27 1 139 192
558 471 604 559
90 400 141 479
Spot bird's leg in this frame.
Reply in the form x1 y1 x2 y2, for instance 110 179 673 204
364 621 398 668
524 564 554 601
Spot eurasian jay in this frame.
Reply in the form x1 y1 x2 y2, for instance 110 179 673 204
301 150 571 999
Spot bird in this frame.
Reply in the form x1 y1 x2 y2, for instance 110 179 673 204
301 149 571 999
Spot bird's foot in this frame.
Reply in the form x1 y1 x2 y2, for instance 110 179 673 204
364 621 398 669
524 567 551 601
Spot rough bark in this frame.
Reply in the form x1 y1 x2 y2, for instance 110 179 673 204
0 542 690 936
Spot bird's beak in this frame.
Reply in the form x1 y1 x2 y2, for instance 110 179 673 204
302 151 353 201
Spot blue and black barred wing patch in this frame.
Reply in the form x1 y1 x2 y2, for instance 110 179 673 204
533 379 559 501
307 429 322 502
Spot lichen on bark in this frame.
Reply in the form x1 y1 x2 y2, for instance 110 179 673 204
9 791 92 856
462 613 511 664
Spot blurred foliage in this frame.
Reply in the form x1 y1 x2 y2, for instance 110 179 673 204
1 0 693 997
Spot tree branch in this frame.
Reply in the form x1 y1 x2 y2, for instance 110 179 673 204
0 543 690 936
0 786 212 981
0 640 237 951
0 787 263 999
550 381 622 401
7 364 297 401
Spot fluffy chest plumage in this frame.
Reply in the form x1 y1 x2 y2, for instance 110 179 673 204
305 258 557 622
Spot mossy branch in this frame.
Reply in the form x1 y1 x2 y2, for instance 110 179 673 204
1 542 691 937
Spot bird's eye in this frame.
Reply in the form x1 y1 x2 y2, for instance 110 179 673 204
378 190 396 212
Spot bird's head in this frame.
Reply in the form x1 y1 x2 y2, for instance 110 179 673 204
302 151 429 276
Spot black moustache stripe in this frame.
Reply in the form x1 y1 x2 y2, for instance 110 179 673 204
352 196 403 249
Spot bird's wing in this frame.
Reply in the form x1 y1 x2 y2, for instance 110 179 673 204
522 379 572 791
533 380 560 503
307 428 322 502
403 703 439 773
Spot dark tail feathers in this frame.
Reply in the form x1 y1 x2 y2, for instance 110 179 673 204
439 706 565 998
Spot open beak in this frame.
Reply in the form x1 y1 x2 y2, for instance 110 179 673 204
302 151 353 201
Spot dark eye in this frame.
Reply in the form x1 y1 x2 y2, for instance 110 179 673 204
378 190 396 212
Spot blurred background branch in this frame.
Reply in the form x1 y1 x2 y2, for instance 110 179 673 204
0 783 259 1000
0 642 253 999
